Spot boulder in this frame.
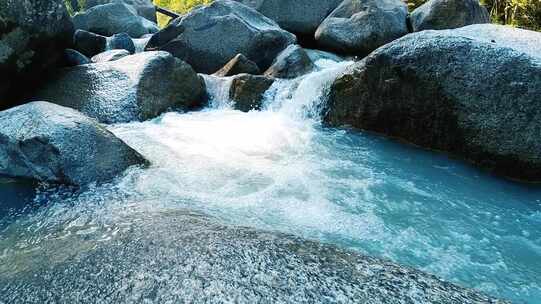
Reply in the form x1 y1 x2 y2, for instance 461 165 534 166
64 49 91 66
83 0 158 23
0 0 74 108
73 29 107 57
108 32 136 54
91 49 131 62
36 51 206 124
0 101 147 185
230 74 274 112
264 44 315 79
214 54 261 77
73 2 159 38
315 0 408 55
234 0 342 35
146 0 296 74
325 24 541 182
410 0 490 32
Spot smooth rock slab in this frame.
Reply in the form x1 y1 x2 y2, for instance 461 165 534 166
91 49 131 63
83 0 157 23
0 209 505 303
0 102 146 185
325 24 541 182
146 0 296 74
315 0 409 55
37 51 205 124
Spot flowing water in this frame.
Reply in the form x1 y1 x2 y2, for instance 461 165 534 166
1 54 540 303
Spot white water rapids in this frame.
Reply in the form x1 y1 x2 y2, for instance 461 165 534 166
1 51 540 303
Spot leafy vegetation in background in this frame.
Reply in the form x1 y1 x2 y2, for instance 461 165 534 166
153 0 212 26
407 0 541 30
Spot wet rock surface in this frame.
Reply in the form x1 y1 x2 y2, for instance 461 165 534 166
146 0 296 74
230 74 274 112
0 102 146 186
264 44 315 79
91 49 131 63
325 24 541 182
0 209 505 303
36 51 205 124
73 29 107 57
214 54 261 77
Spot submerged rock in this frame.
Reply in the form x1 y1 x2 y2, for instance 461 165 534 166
234 0 342 36
146 0 296 74
64 49 91 66
410 0 490 31
37 51 205 124
0 0 74 108
73 29 107 57
0 102 146 185
91 49 131 63
83 0 157 23
73 2 159 38
264 44 315 79
214 54 261 77
315 0 409 55
0 209 506 303
230 74 274 112
325 24 541 182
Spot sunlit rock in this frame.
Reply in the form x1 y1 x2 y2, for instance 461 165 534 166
410 0 490 32
214 54 261 77
0 101 147 185
83 0 157 23
315 0 408 55
326 24 541 181
91 49 131 63
36 51 205 124
146 0 296 74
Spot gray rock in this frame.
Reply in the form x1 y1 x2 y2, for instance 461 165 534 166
108 32 136 53
84 0 158 23
315 0 408 55
325 24 541 182
410 0 490 32
234 0 342 35
146 0 296 74
64 49 91 66
0 101 147 185
230 74 274 112
91 49 131 63
73 2 159 38
73 29 107 57
37 51 206 124
0 209 506 303
0 0 74 108
214 54 261 77
264 44 315 79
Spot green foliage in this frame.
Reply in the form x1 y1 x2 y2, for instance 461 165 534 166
63 0 86 15
407 0 541 31
153 0 213 27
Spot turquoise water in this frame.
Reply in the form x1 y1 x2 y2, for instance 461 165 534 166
1 57 540 303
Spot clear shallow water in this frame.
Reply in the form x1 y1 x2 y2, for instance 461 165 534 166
1 55 540 303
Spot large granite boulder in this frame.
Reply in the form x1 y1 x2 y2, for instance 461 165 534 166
264 44 315 79
0 102 147 185
214 54 261 77
73 29 107 57
73 2 159 38
315 0 408 55
37 51 205 124
64 49 91 66
234 0 342 36
146 0 296 74
83 0 157 23
108 32 136 54
0 0 74 108
230 74 274 112
410 0 490 32
325 24 541 182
